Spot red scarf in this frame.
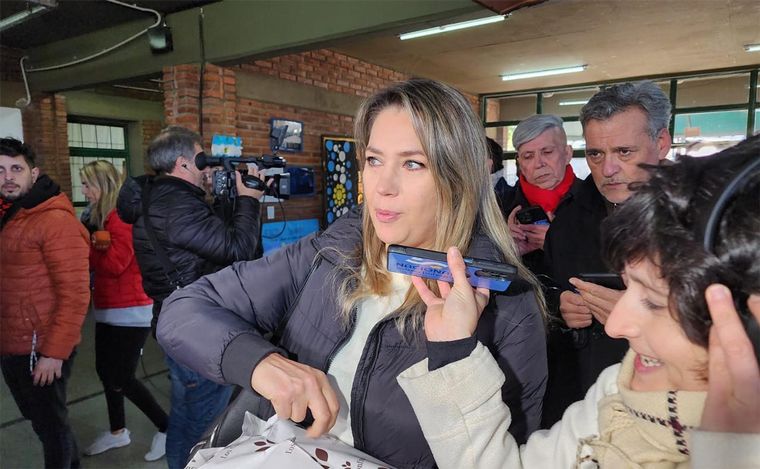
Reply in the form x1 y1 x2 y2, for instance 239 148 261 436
519 165 575 214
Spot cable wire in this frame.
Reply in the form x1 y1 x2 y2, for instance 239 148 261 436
26 0 161 73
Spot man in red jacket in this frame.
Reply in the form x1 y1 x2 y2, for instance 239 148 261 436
0 138 90 469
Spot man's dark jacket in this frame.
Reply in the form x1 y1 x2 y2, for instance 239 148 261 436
117 175 261 305
157 207 547 469
540 174 628 426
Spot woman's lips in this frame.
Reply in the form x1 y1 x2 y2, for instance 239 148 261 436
634 353 663 373
375 209 400 222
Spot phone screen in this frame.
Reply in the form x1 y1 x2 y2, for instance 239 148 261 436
387 245 516 292
516 206 549 225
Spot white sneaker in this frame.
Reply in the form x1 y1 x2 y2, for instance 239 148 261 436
84 429 131 456
144 431 166 461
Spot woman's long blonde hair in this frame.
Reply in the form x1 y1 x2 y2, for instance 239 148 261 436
338 78 546 333
80 160 123 230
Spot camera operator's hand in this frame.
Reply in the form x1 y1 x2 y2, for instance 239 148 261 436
251 353 340 438
560 290 592 328
235 167 266 200
569 277 623 325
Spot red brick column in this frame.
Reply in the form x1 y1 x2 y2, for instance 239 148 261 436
163 63 238 149
21 94 71 196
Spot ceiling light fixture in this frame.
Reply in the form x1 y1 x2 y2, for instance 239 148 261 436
501 65 587 81
744 43 760 52
399 15 505 41
559 100 589 106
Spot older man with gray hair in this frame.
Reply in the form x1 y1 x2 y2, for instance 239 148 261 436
502 114 578 274
540 81 672 427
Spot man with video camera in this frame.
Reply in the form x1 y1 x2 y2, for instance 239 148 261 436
117 126 265 469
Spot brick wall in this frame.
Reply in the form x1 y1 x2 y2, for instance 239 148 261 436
239 49 408 98
21 94 72 195
141 119 164 173
164 49 482 225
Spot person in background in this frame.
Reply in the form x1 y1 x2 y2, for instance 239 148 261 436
0 137 90 469
486 136 512 213
156 78 548 469
79 160 169 462
504 114 576 266
117 126 265 469
399 134 760 468
541 81 672 426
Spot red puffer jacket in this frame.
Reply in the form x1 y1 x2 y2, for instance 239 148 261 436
1 189 90 359
89 209 152 309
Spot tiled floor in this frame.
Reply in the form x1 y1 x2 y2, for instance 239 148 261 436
1 312 172 469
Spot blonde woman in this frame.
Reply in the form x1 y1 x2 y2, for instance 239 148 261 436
79 161 168 461
157 78 547 468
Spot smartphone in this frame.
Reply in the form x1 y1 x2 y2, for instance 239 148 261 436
387 244 517 292
516 206 549 225
577 272 626 291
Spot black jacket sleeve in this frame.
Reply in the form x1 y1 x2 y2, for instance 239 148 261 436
166 195 261 266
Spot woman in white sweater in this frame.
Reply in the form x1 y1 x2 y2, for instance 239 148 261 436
397 136 760 469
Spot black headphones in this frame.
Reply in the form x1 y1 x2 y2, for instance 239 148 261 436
702 156 760 363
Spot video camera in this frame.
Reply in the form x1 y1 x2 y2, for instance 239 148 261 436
195 125 293 200
195 153 290 200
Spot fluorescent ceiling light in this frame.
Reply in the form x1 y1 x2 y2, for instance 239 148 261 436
502 65 587 81
559 100 589 106
744 43 760 52
399 15 505 40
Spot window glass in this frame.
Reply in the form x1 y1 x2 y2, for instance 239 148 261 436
110 127 126 150
673 110 748 157
754 109 759 134
676 74 750 108
542 88 598 117
485 125 518 152
484 95 537 123
81 124 97 147
563 121 585 150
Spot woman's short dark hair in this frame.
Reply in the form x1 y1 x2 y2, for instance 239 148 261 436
0 137 37 168
486 137 504 173
602 134 760 347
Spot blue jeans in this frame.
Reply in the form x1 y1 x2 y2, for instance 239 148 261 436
165 354 232 469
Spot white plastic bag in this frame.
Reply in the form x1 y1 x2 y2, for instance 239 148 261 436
185 412 394 469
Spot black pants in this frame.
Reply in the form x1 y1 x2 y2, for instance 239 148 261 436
1 351 80 469
95 323 168 433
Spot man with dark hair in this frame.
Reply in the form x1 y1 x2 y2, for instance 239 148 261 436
117 126 265 469
0 137 90 468
541 81 672 427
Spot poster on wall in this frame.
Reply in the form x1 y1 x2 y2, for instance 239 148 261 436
322 136 362 227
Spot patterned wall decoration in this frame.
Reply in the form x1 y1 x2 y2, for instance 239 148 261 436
322 136 362 226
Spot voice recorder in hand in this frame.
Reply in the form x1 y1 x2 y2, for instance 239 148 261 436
386 244 517 292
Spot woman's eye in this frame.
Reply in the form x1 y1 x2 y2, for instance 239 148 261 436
404 160 424 170
641 298 665 311
366 156 380 166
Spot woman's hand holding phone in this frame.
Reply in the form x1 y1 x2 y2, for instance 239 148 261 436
701 284 760 433
412 246 490 342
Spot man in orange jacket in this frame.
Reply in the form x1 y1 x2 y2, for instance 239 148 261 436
0 138 90 469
